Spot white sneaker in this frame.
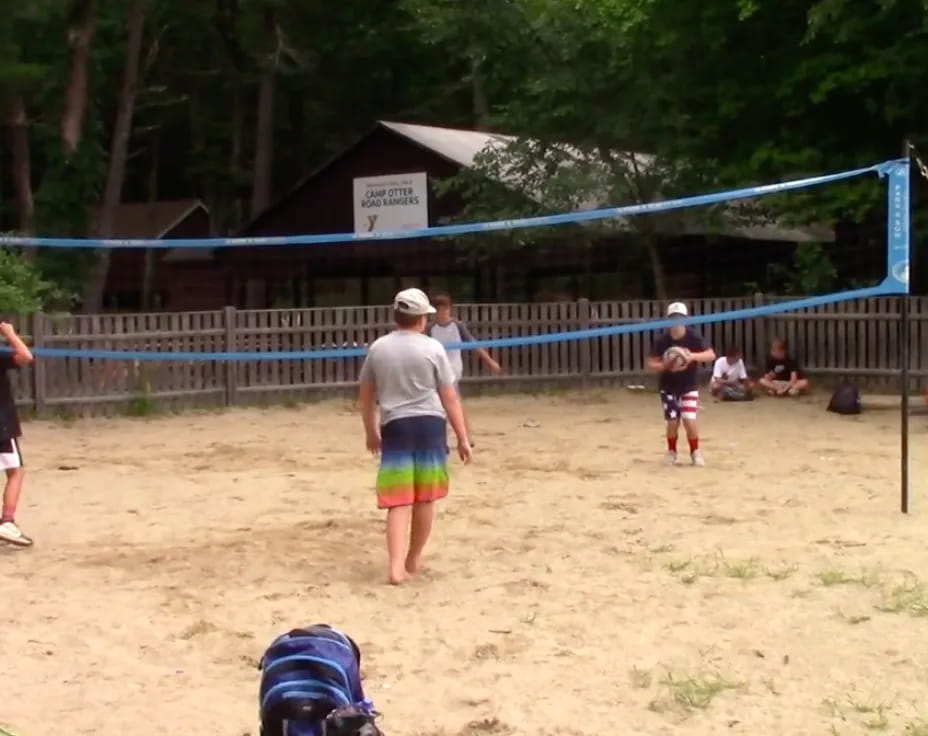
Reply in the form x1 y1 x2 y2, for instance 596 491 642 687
691 450 706 467
0 521 33 547
663 450 678 466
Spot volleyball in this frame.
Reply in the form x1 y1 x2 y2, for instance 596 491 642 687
663 346 690 371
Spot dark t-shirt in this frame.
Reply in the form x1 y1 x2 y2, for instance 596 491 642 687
649 328 707 395
765 354 801 381
0 354 22 440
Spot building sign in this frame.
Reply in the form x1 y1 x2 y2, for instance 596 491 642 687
353 172 428 233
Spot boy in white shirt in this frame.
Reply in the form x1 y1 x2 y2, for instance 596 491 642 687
710 346 754 401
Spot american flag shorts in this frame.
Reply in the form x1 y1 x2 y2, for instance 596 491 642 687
660 390 699 421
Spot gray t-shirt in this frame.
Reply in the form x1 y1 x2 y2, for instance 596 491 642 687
427 319 475 382
358 330 457 426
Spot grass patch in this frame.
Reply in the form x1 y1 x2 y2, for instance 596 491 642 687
904 719 928 735
874 580 928 617
125 392 158 417
824 695 893 732
815 568 883 588
663 552 795 584
720 555 762 580
629 666 652 689
648 671 743 714
649 543 674 554
816 568 928 620
848 697 891 730
665 559 693 574
765 564 799 581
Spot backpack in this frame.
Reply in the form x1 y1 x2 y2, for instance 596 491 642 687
827 381 861 415
259 624 382 736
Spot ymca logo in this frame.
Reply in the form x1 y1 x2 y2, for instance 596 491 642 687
892 259 909 284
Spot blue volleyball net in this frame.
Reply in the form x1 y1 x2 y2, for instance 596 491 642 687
0 158 911 364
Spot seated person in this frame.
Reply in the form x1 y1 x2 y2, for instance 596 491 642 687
710 346 754 401
759 338 810 396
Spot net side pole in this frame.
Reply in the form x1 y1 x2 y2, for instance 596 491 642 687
901 274 910 514
895 144 913 513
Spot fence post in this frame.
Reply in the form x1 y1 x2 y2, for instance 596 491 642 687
224 306 238 406
578 298 592 387
752 292 767 368
32 313 47 416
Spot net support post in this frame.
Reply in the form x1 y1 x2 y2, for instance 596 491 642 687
31 312 48 417
578 298 592 387
223 306 238 407
752 293 767 367
887 151 913 513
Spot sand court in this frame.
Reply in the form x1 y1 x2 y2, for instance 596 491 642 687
2 390 928 735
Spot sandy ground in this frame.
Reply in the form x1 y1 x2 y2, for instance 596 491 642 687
2 389 928 736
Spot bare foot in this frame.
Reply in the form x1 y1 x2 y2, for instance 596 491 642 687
405 553 422 576
388 568 406 585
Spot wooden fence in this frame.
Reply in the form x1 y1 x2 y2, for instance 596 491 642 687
8 295 927 415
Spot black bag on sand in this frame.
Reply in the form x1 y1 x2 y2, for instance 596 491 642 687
827 381 861 415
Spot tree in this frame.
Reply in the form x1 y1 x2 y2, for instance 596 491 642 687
0 247 70 313
250 4 280 217
60 0 97 158
0 4 59 245
430 0 718 298
82 0 148 312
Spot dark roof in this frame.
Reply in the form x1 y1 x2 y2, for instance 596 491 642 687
240 121 833 243
240 122 404 235
90 199 207 239
90 199 213 262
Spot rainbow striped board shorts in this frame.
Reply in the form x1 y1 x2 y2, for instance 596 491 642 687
376 416 450 509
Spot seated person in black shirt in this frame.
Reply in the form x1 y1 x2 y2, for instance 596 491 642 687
759 338 810 397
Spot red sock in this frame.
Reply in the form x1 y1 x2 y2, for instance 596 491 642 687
688 437 699 453
667 436 678 452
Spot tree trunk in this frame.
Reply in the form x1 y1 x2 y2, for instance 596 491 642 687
61 0 97 157
287 89 305 174
7 93 35 248
141 134 159 310
645 235 668 301
250 8 278 218
82 0 147 313
229 77 244 232
471 54 489 131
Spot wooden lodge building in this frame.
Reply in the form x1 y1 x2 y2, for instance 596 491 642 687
100 199 223 311
104 122 835 312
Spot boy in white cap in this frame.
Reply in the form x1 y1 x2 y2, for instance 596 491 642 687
647 301 716 466
358 288 471 584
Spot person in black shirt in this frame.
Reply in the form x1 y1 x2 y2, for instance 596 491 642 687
0 321 34 547
647 302 716 466
759 338 810 397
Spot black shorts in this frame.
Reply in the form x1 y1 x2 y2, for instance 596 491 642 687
0 437 23 470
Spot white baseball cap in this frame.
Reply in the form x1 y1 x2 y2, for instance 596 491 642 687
393 288 436 316
666 301 688 317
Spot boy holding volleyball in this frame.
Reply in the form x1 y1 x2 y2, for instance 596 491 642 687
0 321 35 546
647 302 716 466
359 288 471 585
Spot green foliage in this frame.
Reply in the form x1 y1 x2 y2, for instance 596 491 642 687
0 0 925 305
0 247 73 313
768 243 839 296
